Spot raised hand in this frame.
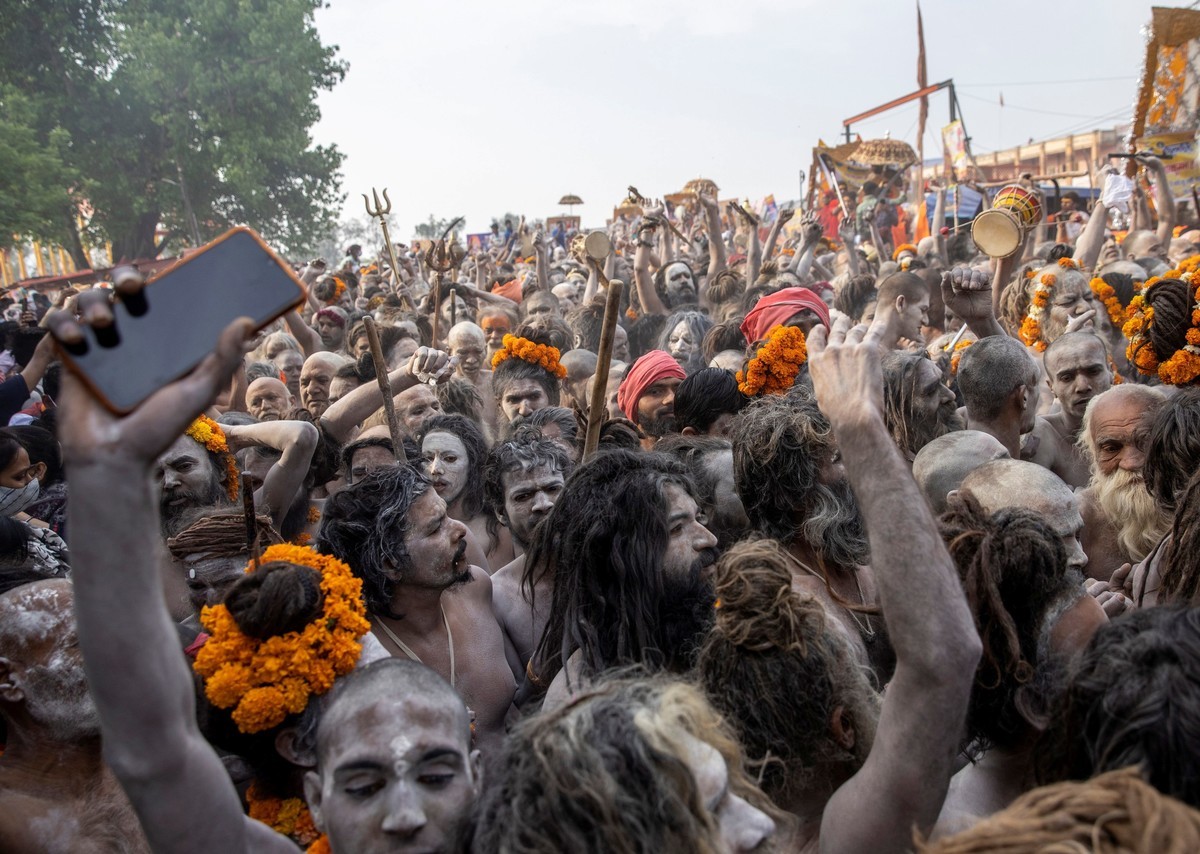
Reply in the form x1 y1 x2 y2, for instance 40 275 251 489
48 269 252 468
800 214 823 245
778 206 796 225
940 265 994 326
806 314 887 429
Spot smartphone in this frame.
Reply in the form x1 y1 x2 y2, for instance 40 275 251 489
58 226 305 413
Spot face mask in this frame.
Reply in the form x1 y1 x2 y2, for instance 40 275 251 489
0 478 40 517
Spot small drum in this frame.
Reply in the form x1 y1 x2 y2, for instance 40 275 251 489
971 185 1043 258
570 233 588 263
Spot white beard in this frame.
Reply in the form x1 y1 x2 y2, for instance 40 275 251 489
1093 467 1171 561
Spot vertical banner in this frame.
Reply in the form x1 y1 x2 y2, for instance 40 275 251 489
942 120 967 174
1139 131 1200 199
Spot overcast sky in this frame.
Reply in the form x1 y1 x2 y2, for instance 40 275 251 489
311 0 1151 238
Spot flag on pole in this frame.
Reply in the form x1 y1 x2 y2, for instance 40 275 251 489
999 91 1005 107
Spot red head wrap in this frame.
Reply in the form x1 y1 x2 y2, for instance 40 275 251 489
740 287 830 344
617 350 686 424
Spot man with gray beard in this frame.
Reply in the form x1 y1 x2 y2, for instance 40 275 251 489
730 388 894 683
1077 385 1171 583
0 580 149 852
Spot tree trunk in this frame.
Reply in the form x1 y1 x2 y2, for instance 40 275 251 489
64 206 88 270
112 211 162 263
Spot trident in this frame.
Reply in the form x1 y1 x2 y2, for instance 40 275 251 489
363 188 415 311
425 216 464 345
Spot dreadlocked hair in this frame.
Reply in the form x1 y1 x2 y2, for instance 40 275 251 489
695 537 875 801
1034 607 1200 807
939 494 1079 753
1163 469 1200 605
526 450 702 686
917 767 1200 854
701 320 747 363
193 561 326 798
707 268 745 306
833 273 877 323
315 465 430 618
1136 276 1194 371
166 510 283 562
474 674 784 854
1142 388 1200 603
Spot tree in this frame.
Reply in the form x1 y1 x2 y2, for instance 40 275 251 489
0 0 346 264
0 87 79 249
412 214 464 241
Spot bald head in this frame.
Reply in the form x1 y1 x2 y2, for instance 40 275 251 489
960 459 1087 571
560 349 598 384
301 352 349 417
913 430 1010 514
1122 229 1165 262
246 376 292 422
317 659 469 763
0 579 99 739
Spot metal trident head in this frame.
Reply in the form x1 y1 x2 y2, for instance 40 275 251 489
363 187 392 218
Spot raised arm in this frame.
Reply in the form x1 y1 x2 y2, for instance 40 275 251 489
224 420 318 529
318 347 450 444
633 220 670 317
762 206 794 262
533 230 550 292
1072 199 1110 272
807 316 981 853
699 193 727 282
52 283 297 854
1141 155 1176 247
283 308 323 357
837 215 862 277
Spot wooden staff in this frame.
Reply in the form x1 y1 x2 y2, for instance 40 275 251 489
240 473 261 570
363 316 405 462
583 276 624 460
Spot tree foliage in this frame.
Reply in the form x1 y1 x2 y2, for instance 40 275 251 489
0 86 78 248
0 0 346 264
412 214 464 241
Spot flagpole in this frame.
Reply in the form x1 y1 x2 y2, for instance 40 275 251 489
915 2 928 207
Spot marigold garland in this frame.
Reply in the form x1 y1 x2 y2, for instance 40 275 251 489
307 837 332 854
1018 273 1054 353
892 243 917 261
193 544 370 734
1057 257 1080 270
491 334 568 378
246 783 321 847
184 415 240 502
1089 277 1125 327
737 325 807 396
949 338 974 375
1123 271 1200 385
325 276 347 304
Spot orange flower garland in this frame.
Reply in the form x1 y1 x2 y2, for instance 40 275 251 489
1123 272 1200 385
892 243 918 261
1089 277 1125 327
325 276 347 304
491 334 568 378
1019 273 1056 352
1057 257 1080 270
949 338 974 375
737 325 807 396
184 415 240 502
193 544 370 734
307 837 332 854
246 783 321 847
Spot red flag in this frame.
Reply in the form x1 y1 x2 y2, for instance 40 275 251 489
917 2 928 142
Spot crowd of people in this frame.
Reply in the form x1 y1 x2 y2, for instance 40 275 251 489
4 154 1200 853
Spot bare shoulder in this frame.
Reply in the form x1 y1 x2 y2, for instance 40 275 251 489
461 564 494 603
490 555 526 603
